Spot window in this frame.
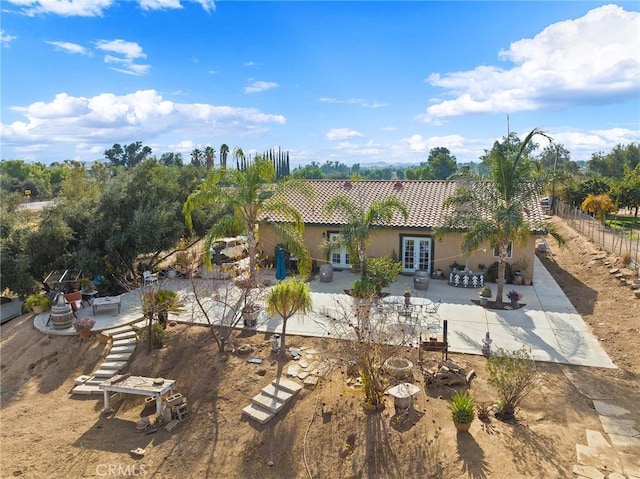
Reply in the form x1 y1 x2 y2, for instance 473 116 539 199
493 242 513 258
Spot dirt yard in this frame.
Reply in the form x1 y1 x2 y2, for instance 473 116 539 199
1 217 639 479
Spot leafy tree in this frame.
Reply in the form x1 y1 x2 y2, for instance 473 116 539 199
437 128 565 306
291 162 324 179
588 143 640 179
563 177 610 206
266 278 312 355
323 181 408 279
183 156 313 282
537 143 577 173
159 152 184 166
581 193 617 225
610 165 640 217
104 142 152 168
427 147 458 179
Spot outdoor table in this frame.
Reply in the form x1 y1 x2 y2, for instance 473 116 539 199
92 296 121 315
99 375 176 419
81 291 98 306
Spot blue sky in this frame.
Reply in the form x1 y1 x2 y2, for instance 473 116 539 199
1 1 639 167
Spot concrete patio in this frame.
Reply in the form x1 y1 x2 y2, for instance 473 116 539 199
34 256 615 369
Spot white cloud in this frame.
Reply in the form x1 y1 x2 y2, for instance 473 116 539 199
6 0 213 16
96 39 150 76
7 0 114 17
420 5 640 123
1 30 17 47
45 40 89 55
325 128 364 141
1 89 286 149
244 81 278 94
318 97 389 108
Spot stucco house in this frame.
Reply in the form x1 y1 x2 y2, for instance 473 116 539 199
258 179 546 284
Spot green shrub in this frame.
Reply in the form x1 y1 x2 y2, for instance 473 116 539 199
24 294 51 312
366 256 403 294
486 347 537 420
485 261 514 283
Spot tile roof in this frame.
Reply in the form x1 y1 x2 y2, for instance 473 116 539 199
265 179 547 231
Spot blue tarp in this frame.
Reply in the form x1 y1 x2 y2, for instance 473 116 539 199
275 248 286 280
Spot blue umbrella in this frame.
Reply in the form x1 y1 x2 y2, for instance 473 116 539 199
275 248 286 280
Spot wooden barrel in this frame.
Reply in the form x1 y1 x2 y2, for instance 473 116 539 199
413 270 430 290
319 264 333 283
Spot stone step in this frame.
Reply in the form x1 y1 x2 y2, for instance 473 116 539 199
99 361 128 371
242 404 275 424
110 345 136 354
112 338 137 347
92 369 118 378
252 393 286 414
261 384 295 403
105 352 133 361
104 325 134 336
271 377 302 394
72 384 103 395
112 331 136 340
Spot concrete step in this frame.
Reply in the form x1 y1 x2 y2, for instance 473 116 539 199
112 338 137 347
242 404 275 424
271 377 302 395
261 384 295 403
99 361 128 371
92 369 118 378
252 393 286 414
104 325 134 336
110 345 136 354
105 352 133 361
72 384 103 395
112 331 136 340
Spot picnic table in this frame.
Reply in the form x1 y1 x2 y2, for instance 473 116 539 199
99 375 176 419
92 296 121 315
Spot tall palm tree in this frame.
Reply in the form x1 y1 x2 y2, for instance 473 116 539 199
233 146 244 170
220 144 229 169
183 155 313 282
437 128 565 305
266 278 312 355
190 148 203 167
204 145 216 170
324 181 408 278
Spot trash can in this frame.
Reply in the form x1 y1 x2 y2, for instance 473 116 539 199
270 334 281 352
319 264 333 283
289 257 298 274
413 270 430 290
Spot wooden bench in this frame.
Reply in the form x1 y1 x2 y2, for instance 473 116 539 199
419 319 448 361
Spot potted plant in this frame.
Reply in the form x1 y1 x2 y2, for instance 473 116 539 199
78 278 96 293
72 317 96 340
403 290 411 305
479 286 492 306
242 304 261 328
448 390 475 432
25 294 51 314
507 290 523 308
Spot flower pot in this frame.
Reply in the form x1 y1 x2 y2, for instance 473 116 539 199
480 297 488 306
242 308 260 328
33 305 44 314
78 329 92 340
511 300 519 309
454 421 471 433
404 296 411 305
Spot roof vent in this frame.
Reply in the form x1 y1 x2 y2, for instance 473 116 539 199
343 181 352 189
394 181 403 189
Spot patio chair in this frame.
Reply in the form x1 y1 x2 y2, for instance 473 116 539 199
424 299 442 331
143 270 158 287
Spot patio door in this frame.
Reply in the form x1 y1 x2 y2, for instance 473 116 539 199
402 237 431 273
329 233 351 269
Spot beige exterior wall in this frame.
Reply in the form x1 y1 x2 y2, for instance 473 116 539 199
258 224 536 280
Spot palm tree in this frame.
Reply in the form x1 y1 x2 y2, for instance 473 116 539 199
204 145 216 170
183 155 313 282
324 181 408 278
437 128 565 305
220 144 229 169
233 146 244 170
190 148 203 167
266 278 312 355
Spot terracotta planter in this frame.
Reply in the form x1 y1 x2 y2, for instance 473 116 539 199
78 329 92 340
454 421 471 432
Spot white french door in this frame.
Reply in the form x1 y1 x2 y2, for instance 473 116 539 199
402 237 431 273
329 233 350 268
